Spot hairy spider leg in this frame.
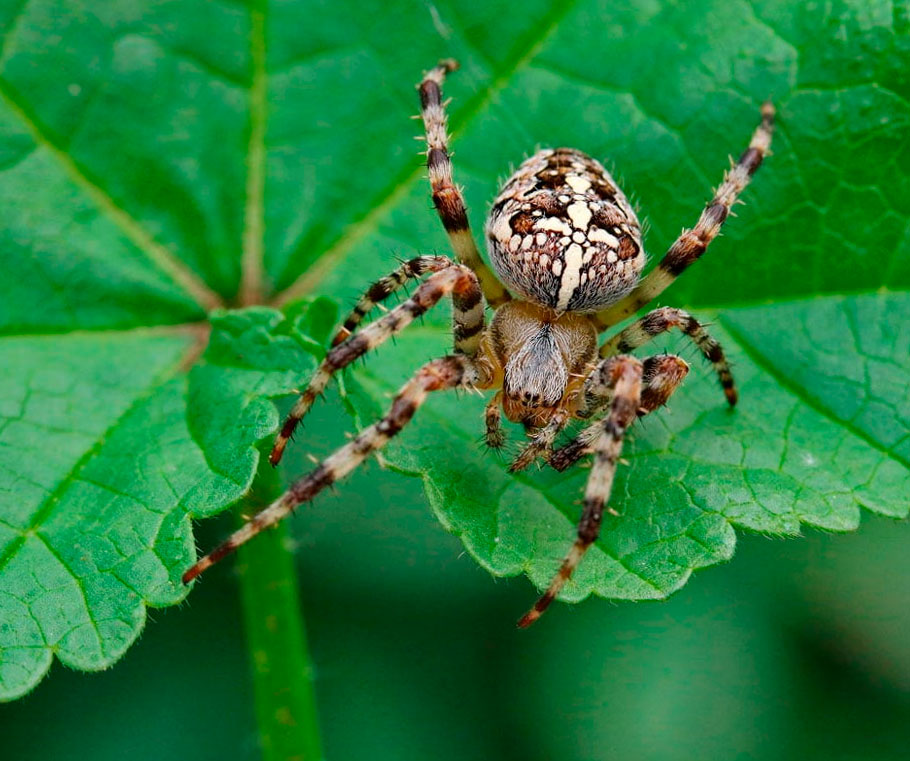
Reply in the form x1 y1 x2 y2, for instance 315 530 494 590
594 103 775 330
270 265 484 466
509 408 572 472
484 391 506 449
331 255 455 346
418 60 511 308
550 354 690 473
512 348 692 474
185 356 481 584
518 355 643 627
600 306 736 405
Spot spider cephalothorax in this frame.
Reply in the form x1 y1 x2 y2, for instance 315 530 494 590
184 59 774 627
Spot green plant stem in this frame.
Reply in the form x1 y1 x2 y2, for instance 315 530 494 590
236 447 323 761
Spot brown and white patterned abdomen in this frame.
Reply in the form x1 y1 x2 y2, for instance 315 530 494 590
485 148 645 313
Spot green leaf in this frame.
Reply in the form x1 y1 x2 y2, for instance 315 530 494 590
0 306 327 700
1 0 908 702
291 0 910 603
343 292 909 601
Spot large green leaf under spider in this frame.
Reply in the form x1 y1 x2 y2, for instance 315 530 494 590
340 294 910 600
1 0 909 701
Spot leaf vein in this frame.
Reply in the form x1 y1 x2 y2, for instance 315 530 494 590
271 0 582 306
0 79 223 312
720 313 910 472
239 2 268 306
0 351 188 573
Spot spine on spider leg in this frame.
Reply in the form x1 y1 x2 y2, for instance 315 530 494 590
655 102 775 287
594 102 774 329
600 307 736 405
451 274 486 356
639 354 690 412
269 381 329 466
330 255 454 347
518 357 643 628
549 355 688 473
484 391 506 449
417 59 511 307
269 267 474 466
185 454 347 583
418 59 469 242
185 357 472 583
509 410 570 472
548 429 597 473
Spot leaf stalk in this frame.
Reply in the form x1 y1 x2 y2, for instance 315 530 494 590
236 445 323 761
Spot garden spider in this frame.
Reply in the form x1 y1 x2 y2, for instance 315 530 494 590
184 60 774 627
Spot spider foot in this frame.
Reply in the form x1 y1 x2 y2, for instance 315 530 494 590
549 438 589 472
508 441 550 473
485 429 506 450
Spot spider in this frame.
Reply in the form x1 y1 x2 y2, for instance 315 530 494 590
184 60 774 627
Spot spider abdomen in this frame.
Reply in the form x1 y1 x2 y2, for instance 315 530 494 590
485 148 645 313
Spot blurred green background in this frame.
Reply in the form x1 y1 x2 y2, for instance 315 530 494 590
3 396 908 760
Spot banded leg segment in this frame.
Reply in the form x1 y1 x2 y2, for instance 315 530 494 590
594 103 774 330
270 265 483 466
600 306 736 405
332 254 486 356
185 356 476 583
509 409 570 472
484 392 505 449
518 356 643 628
550 354 689 473
418 60 511 308
331 255 453 346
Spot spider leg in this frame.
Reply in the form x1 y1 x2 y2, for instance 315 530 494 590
512 347 685 474
185 355 481 583
518 355 643 628
509 409 571 472
271 264 484 465
484 391 506 449
600 306 736 405
550 354 689 473
594 103 774 330
418 60 511 308
331 255 454 346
